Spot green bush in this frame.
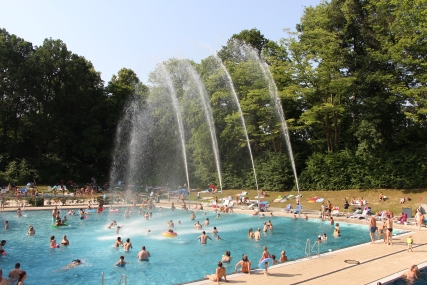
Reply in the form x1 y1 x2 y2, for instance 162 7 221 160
27 197 45 207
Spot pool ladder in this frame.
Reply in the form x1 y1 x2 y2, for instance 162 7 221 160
305 239 321 259
101 272 127 285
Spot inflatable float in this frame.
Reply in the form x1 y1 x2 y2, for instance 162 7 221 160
50 223 69 228
258 258 273 269
162 231 177 238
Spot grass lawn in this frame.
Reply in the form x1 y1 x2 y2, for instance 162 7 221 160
14 186 427 217
187 188 427 217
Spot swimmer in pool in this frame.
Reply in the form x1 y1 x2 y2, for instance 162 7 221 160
280 251 288 262
114 237 123 247
168 220 174 228
79 208 85 219
61 235 69 246
212 227 218 234
64 259 81 269
221 251 232 263
4 221 9 230
114 256 128 267
0 240 6 254
254 228 262 240
194 221 202 230
248 228 254 239
116 225 123 235
50 236 59 248
334 223 341 237
263 222 268 233
401 264 419 281
137 246 151 261
197 231 212 244
123 238 133 251
267 220 273 230
27 226 35 235
203 218 209 227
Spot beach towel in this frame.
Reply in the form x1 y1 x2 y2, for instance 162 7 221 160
279 198 287 202
273 198 281 202
315 198 324 203
308 196 318 203
287 194 295 199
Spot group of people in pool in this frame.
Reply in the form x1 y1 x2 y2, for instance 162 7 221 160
0 263 27 284
206 245 288 282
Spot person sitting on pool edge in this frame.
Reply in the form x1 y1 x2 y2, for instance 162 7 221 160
206 261 227 284
235 254 251 274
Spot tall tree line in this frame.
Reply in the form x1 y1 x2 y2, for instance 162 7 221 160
1 0 427 190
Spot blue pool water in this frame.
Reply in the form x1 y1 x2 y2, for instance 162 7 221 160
0 208 402 285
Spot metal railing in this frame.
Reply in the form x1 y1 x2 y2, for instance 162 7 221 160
305 239 311 258
118 274 127 285
311 240 321 257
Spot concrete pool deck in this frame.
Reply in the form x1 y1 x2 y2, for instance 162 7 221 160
2 201 426 285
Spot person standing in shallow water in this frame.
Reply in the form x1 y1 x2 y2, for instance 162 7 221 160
137 246 151 261
197 231 212 244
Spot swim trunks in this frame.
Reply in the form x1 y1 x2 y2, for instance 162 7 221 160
370 226 376 233
139 259 149 262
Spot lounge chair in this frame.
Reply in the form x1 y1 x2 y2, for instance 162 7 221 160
350 208 370 219
375 211 388 222
259 202 269 212
284 204 293 213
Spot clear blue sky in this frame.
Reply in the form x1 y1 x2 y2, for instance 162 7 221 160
1 0 321 84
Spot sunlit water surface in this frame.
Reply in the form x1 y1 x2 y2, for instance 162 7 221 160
0 208 403 284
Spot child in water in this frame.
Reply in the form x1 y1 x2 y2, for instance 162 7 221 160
334 223 341 237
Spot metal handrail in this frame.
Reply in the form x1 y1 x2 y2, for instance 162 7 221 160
305 239 311 258
118 274 127 285
311 240 320 256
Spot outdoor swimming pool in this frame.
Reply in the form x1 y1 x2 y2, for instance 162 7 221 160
0 207 403 284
